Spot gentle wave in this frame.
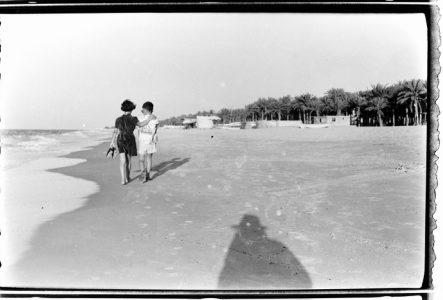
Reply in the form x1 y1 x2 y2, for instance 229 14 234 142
60 130 88 138
0 129 111 170
1 130 109 153
16 136 60 151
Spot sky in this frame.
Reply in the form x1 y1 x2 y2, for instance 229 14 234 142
0 13 427 129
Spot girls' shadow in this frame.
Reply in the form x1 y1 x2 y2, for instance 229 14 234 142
150 157 190 180
218 214 312 290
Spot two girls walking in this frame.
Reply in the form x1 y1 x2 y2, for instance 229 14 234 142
109 99 159 185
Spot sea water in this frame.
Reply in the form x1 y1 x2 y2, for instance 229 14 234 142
1 129 111 170
0 129 111 273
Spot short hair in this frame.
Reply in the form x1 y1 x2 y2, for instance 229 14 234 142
121 99 136 112
142 101 154 113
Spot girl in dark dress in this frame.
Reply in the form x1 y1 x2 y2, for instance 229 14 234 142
110 100 139 185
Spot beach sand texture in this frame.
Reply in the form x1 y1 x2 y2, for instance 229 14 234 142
1 126 426 289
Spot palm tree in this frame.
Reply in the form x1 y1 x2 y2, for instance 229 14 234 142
284 97 293 120
346 92 367 126
291 97 303 121
266 97 279 120
255 98 269 120
218 108 231 124
369 83 391 126
245 103 260 121
366 97 388 127
297 94 316 124
310 97 324 118
397 79 427 125
272 96 292 121
325 88 347 115
386 81 405 126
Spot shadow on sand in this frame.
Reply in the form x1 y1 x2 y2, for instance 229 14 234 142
150 157 190 180
218 214 312 289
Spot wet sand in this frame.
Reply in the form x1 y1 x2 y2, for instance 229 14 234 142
2 126 426 289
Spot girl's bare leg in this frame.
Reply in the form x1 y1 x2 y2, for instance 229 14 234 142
119 153 127 184
126 153 131 181
139 154 145 173
139 154 146 182
147 153 153 179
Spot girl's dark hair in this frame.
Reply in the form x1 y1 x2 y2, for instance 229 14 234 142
142 101 154 113
121 99 136 112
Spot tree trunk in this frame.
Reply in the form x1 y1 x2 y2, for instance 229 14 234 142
357 107 361 127
413 101 419 125
392 109 396 127
278 112 281 121
298 110 302 121
378 112 383 127
418 102 422 125
261 111 264 120
405 108 409 126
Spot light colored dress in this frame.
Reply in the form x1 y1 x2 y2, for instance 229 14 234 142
138 115 159 155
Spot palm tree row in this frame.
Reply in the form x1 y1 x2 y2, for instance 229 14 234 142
160 79 427 127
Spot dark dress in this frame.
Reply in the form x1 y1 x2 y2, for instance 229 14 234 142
115 114 139 156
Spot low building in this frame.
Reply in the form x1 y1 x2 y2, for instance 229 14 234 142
182 118 197 129
196 115 221 129
277 120 303 127
255 120 302 128
313 115 351 126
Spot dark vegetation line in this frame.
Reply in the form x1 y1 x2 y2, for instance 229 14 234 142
160 79 427 127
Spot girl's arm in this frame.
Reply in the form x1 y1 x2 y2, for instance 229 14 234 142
151 123 159 142
110 128 119 147
137 114 157 127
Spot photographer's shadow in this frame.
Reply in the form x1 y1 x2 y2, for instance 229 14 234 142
150 157 190 180
218 214 312 289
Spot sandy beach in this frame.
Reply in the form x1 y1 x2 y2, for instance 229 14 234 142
1 126 426 290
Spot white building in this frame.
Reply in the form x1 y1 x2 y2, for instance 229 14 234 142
314 115 351 126
196 115 221 129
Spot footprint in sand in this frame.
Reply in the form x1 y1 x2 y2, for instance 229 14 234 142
174 203 184 209
173 246 182 250
164 266 174 271
144 206 151 209
172 211 178 215
140 223 148 228
136 214 145 219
